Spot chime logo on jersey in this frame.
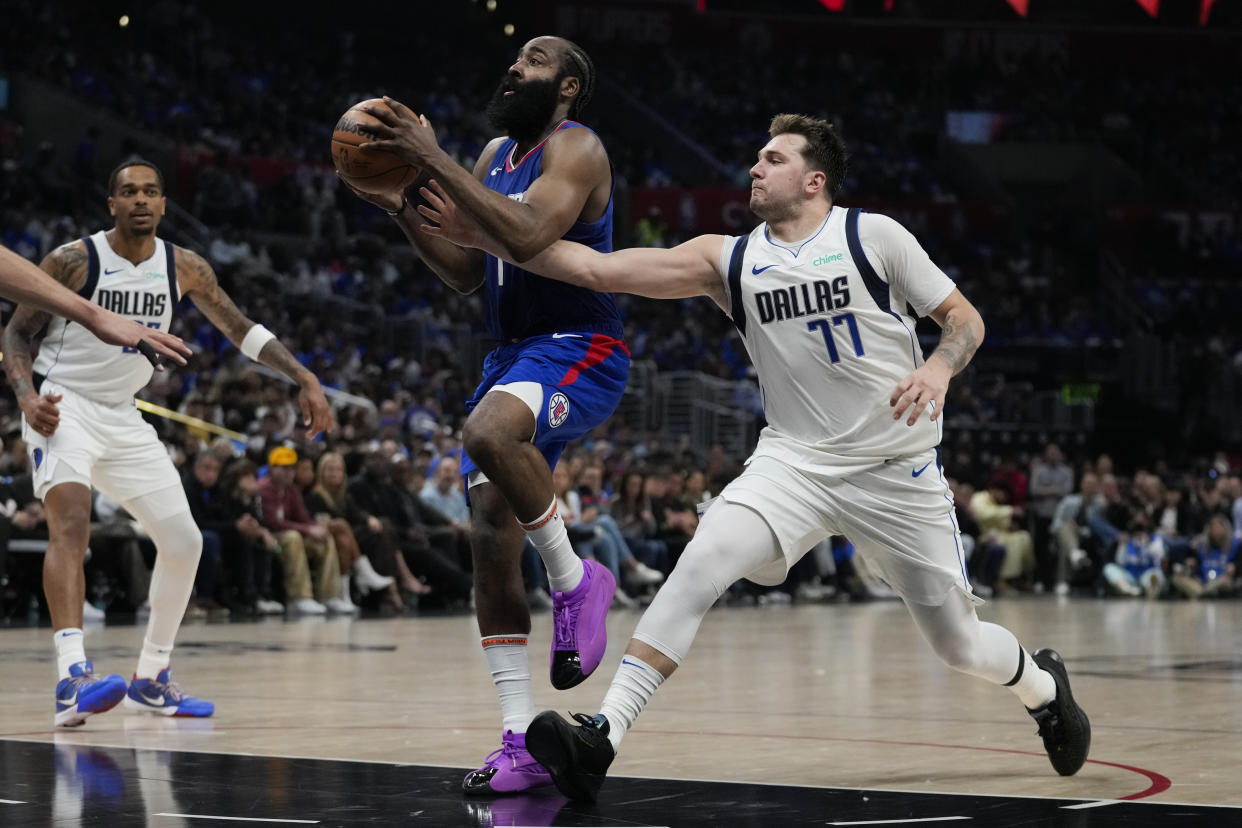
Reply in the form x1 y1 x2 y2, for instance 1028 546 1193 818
548 392 570 428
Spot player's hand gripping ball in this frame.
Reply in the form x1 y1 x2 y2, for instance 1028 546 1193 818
331 99 421 195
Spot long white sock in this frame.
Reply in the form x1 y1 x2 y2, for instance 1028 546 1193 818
483 635 537 734
1005 646 1057 710
598 655 665 752
54 628 87 679
136 638 173 680
521 499 584 594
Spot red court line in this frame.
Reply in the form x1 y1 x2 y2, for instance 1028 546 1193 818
646 730 1172 801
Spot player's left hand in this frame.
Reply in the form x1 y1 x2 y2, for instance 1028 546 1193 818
359 97 439 166
890 357 952 426
418 179 487 250
298 381 334 438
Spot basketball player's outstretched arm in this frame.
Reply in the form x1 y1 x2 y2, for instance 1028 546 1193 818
419 180 730 309
0 243 190 366
176 248 334 437
889 289 985 425
365 99 608 262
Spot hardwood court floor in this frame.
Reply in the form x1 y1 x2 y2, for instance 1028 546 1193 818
1 597 1240 825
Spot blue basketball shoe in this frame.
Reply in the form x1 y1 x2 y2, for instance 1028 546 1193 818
55 661 127 727
124 668 214 717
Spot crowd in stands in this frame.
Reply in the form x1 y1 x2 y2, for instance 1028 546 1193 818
1 5 1240 621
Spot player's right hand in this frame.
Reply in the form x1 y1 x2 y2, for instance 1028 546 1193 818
336 172 405 214
418 179 487 250
89 310 192 368
20 392 62 437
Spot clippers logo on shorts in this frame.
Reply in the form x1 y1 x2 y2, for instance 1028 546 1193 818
548 392 570 428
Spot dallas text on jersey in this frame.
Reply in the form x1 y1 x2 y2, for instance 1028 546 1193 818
754 275 850 325
95 289 168 318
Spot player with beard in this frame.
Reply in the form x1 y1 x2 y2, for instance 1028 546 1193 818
341 36 629 796
419 113 1091 802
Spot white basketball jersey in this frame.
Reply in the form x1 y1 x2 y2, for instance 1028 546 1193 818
717 207 956 475
33 231 178 404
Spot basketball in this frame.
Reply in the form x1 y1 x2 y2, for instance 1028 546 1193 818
330 99 421 195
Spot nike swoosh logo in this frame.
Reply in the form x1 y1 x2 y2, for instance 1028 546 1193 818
59 689 79 707
912 461 932 478
551 333 581 339
751 264 778 274
104 267 125 275
621 658 648 671
138 691 166 706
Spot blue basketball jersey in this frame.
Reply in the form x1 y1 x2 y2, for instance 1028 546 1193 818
482 120 623 342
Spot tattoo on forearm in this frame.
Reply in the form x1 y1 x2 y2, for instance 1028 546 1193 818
256 339 310 384
3 243 89 397
931 310 979 376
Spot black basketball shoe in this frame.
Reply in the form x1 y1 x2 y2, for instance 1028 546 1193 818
524 710 615 802
1027 648 1091 776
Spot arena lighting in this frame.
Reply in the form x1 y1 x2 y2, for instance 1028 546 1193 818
730 0 1215 26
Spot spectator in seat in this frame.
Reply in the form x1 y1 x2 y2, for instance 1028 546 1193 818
257 446 350 615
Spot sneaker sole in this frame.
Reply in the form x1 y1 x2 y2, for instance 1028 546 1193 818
461 770 554 796
524 712 607 803
1032 649 1091 776
54 681 127 728
123 695 214 717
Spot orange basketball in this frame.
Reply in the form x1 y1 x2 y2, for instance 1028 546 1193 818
331 99 421 195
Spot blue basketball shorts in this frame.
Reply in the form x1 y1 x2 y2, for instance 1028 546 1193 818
460 332 630 479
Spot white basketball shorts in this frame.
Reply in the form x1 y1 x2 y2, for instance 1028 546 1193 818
717 448 977 606
23 380 181 502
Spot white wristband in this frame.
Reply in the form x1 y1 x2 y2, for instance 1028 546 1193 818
240 324 277 360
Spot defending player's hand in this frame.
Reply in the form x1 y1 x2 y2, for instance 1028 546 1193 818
358 97 440 167
418 179 487 250
297 381 334 439
19 392 62 437
889 357 952 426
89 311 192 369
335 172 405 215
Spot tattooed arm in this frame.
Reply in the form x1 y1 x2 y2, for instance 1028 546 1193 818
0 243 190 365
926 290 985 377
176 247 334 437
889 288 985 426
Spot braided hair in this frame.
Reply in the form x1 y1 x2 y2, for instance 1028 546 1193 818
559 39 595 119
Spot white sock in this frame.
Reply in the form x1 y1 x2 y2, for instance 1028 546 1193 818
482 635 537 734
1007 648 1057 710
340 574 353 602
598 654 665 752
136 637 173 680
521 499 584 594
54 628 87 679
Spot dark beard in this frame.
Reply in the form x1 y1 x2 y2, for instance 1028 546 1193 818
486 75 562 143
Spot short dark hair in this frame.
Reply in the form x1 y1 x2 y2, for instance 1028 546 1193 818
107 159 165 195
558 39 595 119
768 113 848 198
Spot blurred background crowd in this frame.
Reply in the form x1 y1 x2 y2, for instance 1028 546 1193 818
0 0 1238 622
